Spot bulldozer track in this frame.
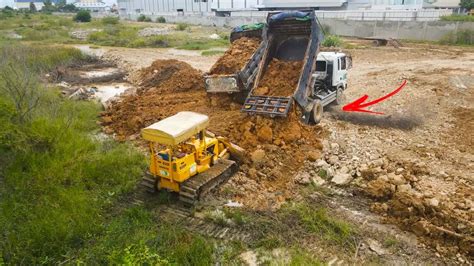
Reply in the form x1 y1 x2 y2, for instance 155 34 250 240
179 158 237 206
162 207 252 242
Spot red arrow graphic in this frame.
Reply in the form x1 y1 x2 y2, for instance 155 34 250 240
342 80 407 115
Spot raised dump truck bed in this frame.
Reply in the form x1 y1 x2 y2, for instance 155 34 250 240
204 24 267 94
241 11 323 123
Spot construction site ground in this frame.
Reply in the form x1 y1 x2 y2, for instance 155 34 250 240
81 38 473 264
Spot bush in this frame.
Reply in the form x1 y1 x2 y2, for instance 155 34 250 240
73 10 91 22
440 14 474 22
322 35 342 47
101 16 119 25
440 29 474 45
143 17 152 22
156 16 166 23
175 23 188 31
136 14 147 22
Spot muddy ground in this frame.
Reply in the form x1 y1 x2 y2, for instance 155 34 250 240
92 39 473 264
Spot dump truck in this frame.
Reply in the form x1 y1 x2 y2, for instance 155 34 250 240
141 111 243 205
205 10 351 124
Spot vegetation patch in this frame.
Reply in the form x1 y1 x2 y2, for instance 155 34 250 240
440 29 474 45
322 35 343 47
440 14 474 22
0 44 145 264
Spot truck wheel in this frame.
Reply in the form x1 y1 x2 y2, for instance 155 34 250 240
335 87 345 105
310 99 323 124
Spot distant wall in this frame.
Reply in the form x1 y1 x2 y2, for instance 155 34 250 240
120 14 473 41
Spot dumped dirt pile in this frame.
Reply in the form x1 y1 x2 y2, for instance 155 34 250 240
208 37 261 75
254 59 303 96
102 59 323 209
138 59 203 91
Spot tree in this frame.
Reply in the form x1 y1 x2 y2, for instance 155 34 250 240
73 10 91 22
460 0 473 10
62 4 77 12
29 2 37 12
42 0 56 12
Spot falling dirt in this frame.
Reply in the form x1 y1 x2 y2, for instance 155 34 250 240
254 59 303 96
102 59 323 209
208 37 261 75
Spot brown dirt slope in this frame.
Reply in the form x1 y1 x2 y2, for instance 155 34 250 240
208 37 261 75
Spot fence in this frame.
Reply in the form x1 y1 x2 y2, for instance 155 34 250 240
314 9 453 21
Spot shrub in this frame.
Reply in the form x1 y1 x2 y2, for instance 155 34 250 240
175 23 188 31
101 16 119 25
156 16 166 23
143 17 152 22
440 14 474 22
136 14 146 22
322 35 342 47
73 10 91 22
440 29 474 45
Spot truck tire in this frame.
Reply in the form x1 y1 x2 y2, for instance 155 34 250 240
310 99 323 124
335 87 345 105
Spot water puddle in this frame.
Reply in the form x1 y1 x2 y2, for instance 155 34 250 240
93 83 131 103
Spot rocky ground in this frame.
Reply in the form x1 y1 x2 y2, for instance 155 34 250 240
94 39 473 263
296 42 474 261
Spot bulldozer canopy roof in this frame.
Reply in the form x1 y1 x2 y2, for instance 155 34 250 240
141 111 209 145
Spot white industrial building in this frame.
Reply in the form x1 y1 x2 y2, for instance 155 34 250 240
117 0 456 15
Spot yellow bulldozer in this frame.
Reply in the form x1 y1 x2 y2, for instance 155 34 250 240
141 111 243 205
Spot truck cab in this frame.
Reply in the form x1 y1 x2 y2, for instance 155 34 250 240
314 52 350 92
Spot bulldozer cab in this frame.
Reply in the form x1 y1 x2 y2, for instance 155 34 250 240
142 111 218 191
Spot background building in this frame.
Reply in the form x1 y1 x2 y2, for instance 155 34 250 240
117 0 459 16
74 0 108 12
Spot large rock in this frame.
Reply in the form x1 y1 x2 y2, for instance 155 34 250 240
306 150 321 162
295 172 311 185
331 173 353 185
251 149 266 165
366 178 394 198
257 124 273 143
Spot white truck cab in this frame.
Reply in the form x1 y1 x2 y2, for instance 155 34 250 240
314 52 351 91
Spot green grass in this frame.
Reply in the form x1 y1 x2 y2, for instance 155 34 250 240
283 203 356 247
289 249 323 266
440 29 474 45
177 38 229 50
322 35 343 47
440 14 474 22
0 13 229 49
176 22 189 31
0 44 147 264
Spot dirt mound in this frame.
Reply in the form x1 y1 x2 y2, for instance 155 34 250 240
138 59 203 92
102 59 323 210
208 37 261 75
254 59 303 96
